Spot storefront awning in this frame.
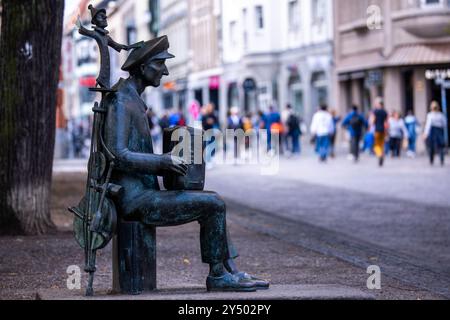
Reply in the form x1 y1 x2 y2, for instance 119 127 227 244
388 44 450 66
337 44 450 75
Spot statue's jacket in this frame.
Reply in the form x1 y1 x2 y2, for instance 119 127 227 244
104 79 160 214
102 79 238 261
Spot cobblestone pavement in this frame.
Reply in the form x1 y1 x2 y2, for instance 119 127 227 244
2 153 448 300
0 174 443 300
205 152 450 298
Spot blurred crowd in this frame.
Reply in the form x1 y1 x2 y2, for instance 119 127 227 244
143 102 307 166
69 98 447 168
309 97 447 167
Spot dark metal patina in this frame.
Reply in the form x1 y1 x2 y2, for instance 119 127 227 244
70 4 269 296
76 4 142 89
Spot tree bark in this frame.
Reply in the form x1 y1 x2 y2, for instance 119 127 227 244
0 0 65 235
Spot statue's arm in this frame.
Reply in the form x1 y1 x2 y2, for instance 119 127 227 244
108 37 144 52
105 99 165 175
78 23 96 39
107 37 128 52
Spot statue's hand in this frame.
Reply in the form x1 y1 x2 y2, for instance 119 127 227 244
127 41 144 50
161 154 188 176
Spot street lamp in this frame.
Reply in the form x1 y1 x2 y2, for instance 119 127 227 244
434 78 449 148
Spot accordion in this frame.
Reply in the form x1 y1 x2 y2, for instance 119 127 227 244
163 126 206 191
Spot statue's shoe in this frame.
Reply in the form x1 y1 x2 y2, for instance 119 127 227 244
206 272 257 292
234 272 270 290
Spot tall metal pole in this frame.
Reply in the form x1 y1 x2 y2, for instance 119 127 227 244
441 84 449 148
435 78 449 148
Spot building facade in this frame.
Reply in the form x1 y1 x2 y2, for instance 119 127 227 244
60 0 156 158
159 0 190 114
188 0 223 123
334 0 450 146
61 0 99 159
278 0 334 125
221 0 334 125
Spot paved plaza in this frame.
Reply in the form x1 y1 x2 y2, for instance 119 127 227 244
49 150 450 298
205 152 450 297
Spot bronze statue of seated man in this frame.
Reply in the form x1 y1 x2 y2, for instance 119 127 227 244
104 35 269 292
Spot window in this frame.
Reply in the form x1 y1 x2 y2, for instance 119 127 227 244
242 8 248 49
229 20 237 46
126 25 137 45
149 0 159 37
312 0 325 25
420 0 449 7
288 0 300 30
255 5 264 30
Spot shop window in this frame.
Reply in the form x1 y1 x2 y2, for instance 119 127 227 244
255 5 264 30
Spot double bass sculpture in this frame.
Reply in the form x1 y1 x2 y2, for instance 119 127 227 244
70 4 142 296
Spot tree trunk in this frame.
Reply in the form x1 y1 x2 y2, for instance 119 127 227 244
0 0 65 235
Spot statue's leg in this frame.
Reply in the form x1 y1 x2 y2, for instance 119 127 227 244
223 229 269 290
223 227 239 273
226 228 239 260
122 190 260 292
197 195 231 265
124 190 231 263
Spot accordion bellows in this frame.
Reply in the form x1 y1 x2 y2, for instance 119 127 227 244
163 126 206 191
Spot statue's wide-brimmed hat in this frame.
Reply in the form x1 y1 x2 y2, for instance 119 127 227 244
121 36 175 72
88 4 106 21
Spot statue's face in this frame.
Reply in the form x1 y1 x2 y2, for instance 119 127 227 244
94 12 108 28
141 59 169 87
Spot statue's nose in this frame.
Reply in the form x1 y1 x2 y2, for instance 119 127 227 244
162 65 169 76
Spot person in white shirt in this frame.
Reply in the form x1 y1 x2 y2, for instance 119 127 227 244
310 105 334 162
424 101 447 166
388 111 408 158
226 106 243 163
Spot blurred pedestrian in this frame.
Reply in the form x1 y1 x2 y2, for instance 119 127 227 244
404 110 419 158
267 106 283 153
146 108 162 153
72 123 85 158
159 111 170 132
202 103 219 168
178 112 186 126
242 113 253 132
342 105 367 162
189 100 201 123
256 110 268 131
201 103 219 131
329 109 341 158
388 111 408 158
227 106 243 162
73 122 90 158
255 110 268 148
310 104 334 162
285 104 302 155
168 108 182 127
242 112 254 153
424 101 447 166
282 106 291 154
370 97 388 167
227 107 242 130
362 124 375 155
